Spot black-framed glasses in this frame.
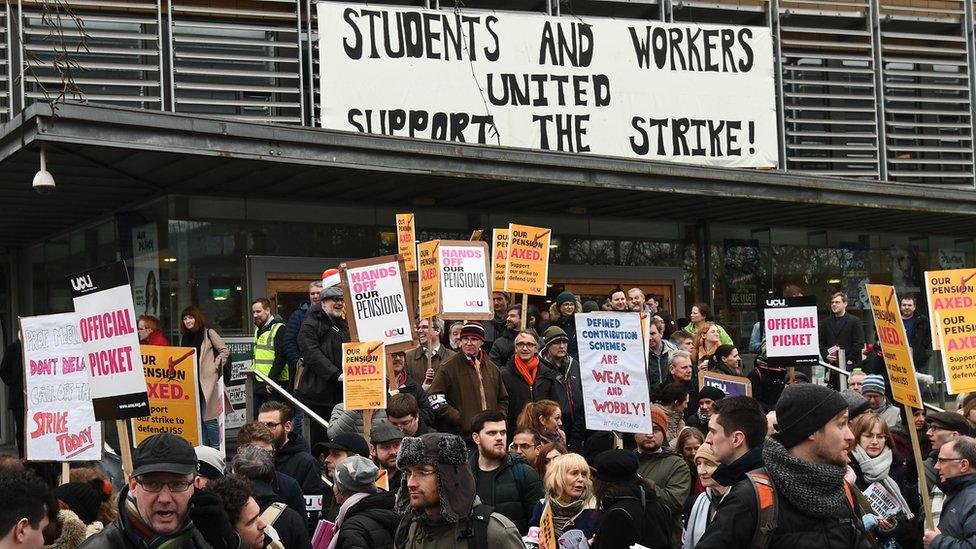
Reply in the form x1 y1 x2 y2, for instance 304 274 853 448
262 421 282 429
136 478 193 493
936 457 966 464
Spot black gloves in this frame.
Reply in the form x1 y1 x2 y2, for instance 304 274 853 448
189 489 240 549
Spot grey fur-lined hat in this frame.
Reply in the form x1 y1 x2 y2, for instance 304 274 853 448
395 432 475 522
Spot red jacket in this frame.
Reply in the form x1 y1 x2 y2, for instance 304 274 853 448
144 330 170 346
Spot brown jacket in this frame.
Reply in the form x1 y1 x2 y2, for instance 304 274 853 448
404 344 456 385
427 351 508 435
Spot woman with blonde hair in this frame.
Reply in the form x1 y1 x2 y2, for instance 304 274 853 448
692 322 722 367
529 453 598 539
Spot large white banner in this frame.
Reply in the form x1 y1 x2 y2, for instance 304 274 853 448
318 3 777 168
67 262 150 420
21 313 102 461
575 312 652 434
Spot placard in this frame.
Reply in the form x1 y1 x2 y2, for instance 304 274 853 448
439 240 492 320
505 224 551 296
863 482 902 519
317 2 778 169
20 313 102 461
491 228 509 293
935 307 976 395
763 296 819 369
132 346 202 446
342 341 388 410
418 241 442 319
131 223 160 317
340 255 417 353
698 370 752 397
395 213 417 272
575 312 652 433
925 268 976 351
67 262 150 420
223 337 253 432
866 284 922 408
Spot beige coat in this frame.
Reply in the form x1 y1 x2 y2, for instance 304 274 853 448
198 328 229 420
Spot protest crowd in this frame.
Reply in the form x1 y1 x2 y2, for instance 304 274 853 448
3 256 976 549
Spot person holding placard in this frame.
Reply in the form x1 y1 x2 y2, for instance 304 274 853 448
403 317 455 393
297 284 351 445
527 453 597 540
179 306 229 450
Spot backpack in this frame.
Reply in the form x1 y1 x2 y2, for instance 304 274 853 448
394 503 494 549
747 471 872 549
598 484 673 549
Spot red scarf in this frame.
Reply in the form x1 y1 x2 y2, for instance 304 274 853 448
514 355 540 386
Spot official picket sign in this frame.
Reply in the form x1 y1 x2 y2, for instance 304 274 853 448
439 240 492 320
925 268 976 351
418 240 442 319
132 345 202 446
935 306 976 395
505 223 551 295
317 2 777 168
67 261 150 420
763 296 819 369
396 213 417 271
20 313 102 461
340 255 417 353
866 284 922 407
342 341 388 410
491 228 509 293
698 370 752 397
576 312 652 433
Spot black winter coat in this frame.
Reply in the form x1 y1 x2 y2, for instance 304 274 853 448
540 353 585 451
488 328 516 369
0 340 23 410
500 357 562 436
251 479 311 549
275 432 325 496
819 312 865 367
296 303 349 408
591 480 673 549
904 313 932 371
335 491 398 549
469 454 544 534
696 468 873 549
553 314 580 360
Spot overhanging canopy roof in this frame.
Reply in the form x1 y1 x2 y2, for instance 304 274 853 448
2 102 976 247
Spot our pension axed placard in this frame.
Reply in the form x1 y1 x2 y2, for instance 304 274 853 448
340 255 417 353
935 306 976 395
575 312 652 434
132 346 202 446
866 284 922 408
763 296 819 369
505 224 551 295
342 341 388 410
418 241 442 319
395 213 417 272
67 262 150 420
925 268 976 351
20 313 101 461
317 3 777 168
491 228 509 293
439 240 492 320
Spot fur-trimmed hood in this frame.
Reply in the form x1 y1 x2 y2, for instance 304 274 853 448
395 432 475 522
45 509 102 549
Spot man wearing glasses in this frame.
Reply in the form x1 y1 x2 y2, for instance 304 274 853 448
81 433 246 549
923 436 976 549
499 329 561 438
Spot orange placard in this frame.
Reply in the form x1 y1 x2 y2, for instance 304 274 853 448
504 224 551 296
395 213 417 272
132 346 202 446
342 341 387 410
418 240 441 319
866 284 922 408
925 268 976 351
491 228 509 293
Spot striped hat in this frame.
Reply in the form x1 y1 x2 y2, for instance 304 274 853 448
459 322 485 341
861 374 886 396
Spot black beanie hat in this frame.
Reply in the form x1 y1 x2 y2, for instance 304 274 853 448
698 386 726 402
775 384 849 448
592 450 639 483
54 479 109 525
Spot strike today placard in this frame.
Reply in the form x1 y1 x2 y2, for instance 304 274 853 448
340 255 417 353
418 241 441 319
763 296 820 369
67 262 150 420
395 213 416 271
342 341 388 410
132 346 202 446
20 313 101 461
505 224 551 295
866 284 922 408
439 240 492 320
575 312 652 434
491 228 509 293
317 3 777 168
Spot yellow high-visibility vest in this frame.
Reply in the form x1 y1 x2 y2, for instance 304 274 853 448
253 323 287 381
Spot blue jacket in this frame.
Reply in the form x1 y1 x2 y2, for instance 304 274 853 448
284 301 310 367
933 475 976 549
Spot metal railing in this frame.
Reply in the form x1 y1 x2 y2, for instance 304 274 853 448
2 0 976 186
816 357 945 413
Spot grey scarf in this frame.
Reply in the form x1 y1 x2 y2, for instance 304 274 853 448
762 437 848 518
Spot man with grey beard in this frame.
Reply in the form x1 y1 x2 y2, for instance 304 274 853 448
297 284 351 446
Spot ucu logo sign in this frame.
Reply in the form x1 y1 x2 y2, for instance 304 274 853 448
765 299 786 307
465 300 484 307
385 327 405 337
70 275 94 292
